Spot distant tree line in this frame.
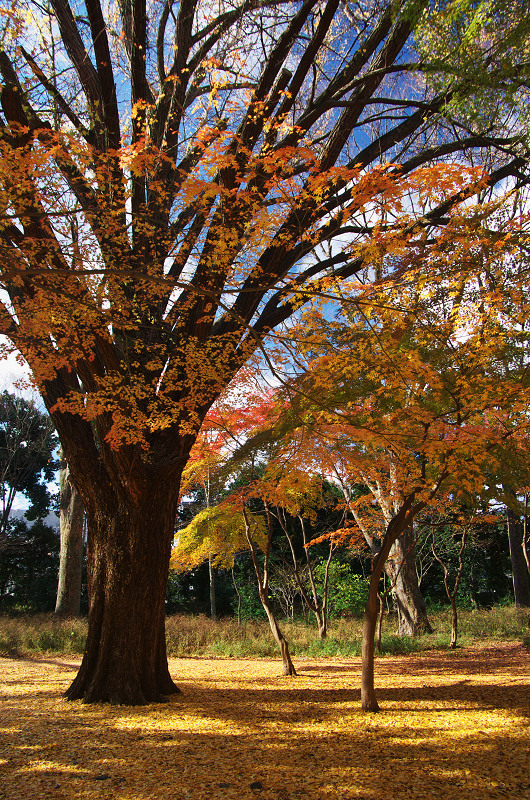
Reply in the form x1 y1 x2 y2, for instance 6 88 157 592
0 390 524 633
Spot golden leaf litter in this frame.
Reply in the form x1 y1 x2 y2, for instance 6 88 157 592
0 643 528 800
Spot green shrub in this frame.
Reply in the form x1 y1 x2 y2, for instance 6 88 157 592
314 562 369 617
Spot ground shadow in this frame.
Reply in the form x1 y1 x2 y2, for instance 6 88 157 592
1 645 528 800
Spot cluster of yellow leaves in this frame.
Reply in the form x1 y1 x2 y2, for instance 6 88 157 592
1 643 528 800
243 465 331 521
171 505 267 572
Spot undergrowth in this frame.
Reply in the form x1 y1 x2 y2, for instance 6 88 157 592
0 605 528 659
0 615 87 657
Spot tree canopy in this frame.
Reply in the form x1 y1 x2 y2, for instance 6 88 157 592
0 0 527 453
0 390 57 535
0 390 58 611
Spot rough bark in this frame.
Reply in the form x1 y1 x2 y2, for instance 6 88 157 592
350 492 432 637
385 526 432 635
55 458 85 618
38 367 194 706
506 507 530 607
64 482 181 704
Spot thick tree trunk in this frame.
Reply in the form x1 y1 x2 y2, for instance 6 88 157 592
506 507 530 607
385 526 432 636
65 486 180 704
55 459 85 618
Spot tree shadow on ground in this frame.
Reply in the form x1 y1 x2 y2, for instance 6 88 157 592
297 663 358 674
1 644 528 800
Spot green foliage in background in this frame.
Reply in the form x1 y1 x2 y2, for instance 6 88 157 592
314 561 370 617
416 0 530 132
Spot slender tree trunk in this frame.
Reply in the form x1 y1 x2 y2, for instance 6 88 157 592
385 526 432 635
310 534 333 640
376 592 385 652
282 512 331 639
361 497 425 712
362 560 381 711
506 506 530 607
243 505 297 676
523 498 530 574
316 612 327 639
431 521 468 649
232 566 241 625
65 485 180 704
259 590 297 676
55 457 85 618
209 555 217 621
450 596 458 649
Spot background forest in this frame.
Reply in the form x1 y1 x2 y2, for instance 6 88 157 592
0 380 525 638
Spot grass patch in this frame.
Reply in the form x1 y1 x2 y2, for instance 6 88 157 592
0 614 87 657
377 634 423 655
1 604 528 659
165 615 280 658
294 636 359 658
425 604 530 647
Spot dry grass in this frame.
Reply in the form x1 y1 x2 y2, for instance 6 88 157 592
0 643 528 800
1 606 528 660
0 614 88 656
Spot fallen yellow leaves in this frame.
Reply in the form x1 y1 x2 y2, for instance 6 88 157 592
0 643 528 800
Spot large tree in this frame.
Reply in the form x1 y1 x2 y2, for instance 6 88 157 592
0 0 527 704
226 183 530 708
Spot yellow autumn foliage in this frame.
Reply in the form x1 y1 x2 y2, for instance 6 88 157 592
171 505 267 572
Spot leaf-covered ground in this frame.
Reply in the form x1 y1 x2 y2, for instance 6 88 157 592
1 643 528 800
